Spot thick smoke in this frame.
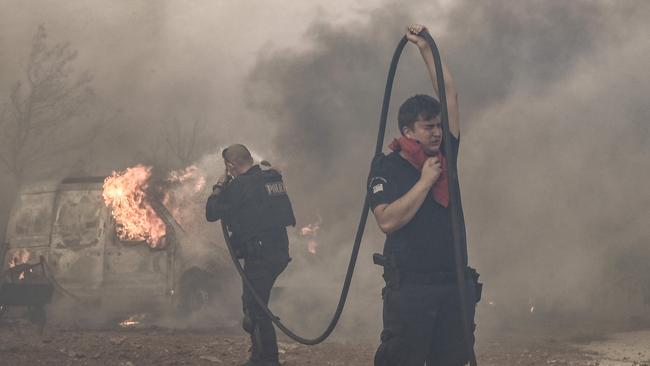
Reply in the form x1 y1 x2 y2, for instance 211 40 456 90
1 0 649 342
246 0 650 335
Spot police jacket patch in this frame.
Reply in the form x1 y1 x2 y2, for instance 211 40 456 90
265 182 287 196
225 166 296 239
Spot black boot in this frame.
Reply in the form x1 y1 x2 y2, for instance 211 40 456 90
240 360 281 366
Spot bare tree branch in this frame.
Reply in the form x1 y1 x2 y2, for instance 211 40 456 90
158 114 213 168
0 25 98 186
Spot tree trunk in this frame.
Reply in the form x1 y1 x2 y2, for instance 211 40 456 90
0 173 21 256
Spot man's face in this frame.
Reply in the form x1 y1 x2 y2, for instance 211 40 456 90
403 116 443 155
224 160 237 177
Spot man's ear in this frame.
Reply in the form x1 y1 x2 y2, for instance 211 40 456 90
402 125 413 139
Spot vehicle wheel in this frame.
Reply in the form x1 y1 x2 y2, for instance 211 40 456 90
187 286 210 313
177 268 218 316
27 306 47 334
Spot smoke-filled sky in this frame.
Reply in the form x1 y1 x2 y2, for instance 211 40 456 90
2 0 650 338
0 0 385 166
245 0 650 324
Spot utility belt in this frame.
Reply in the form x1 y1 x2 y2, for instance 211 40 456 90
400 269 477 285
231 230 288 260
373 253 483 302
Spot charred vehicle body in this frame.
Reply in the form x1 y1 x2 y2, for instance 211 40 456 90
1 176 235 323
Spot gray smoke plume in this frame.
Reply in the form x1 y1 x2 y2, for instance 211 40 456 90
246 0 650 335
1 0 649 342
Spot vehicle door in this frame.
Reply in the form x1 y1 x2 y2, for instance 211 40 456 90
49 186 107 295
2 191 56 276
102 209 172 305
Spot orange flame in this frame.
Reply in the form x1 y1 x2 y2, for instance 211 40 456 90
307 240 318 255
299 218 322 255
8 249 31 280
103 165 166 248
119 313 147 328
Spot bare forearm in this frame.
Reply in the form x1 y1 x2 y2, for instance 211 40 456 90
373 180 431 233
420 46 460 136
420 47 456 101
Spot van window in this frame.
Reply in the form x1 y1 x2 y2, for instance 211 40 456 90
11 194 54 237
53 190 104 249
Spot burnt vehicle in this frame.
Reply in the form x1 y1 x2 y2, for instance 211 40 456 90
0 176 235 323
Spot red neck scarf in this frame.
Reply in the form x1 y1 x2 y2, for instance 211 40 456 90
388 136 449 207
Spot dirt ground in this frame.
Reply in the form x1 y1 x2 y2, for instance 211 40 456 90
0 316 621 366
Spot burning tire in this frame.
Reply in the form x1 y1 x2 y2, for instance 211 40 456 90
177 268 219 316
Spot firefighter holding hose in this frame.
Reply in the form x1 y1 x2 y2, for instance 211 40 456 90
206 144 295 366
368 24 481 366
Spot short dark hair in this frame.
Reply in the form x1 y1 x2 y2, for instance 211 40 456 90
222 144 254 165
397 94 441 134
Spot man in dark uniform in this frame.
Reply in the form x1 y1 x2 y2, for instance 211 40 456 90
206 144 294 366
369 24 479 366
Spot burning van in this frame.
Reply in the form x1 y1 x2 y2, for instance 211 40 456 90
1 173 235 323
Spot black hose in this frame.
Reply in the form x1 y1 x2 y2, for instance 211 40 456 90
218 36 408 346
220 201 369 345
42 258 87 304
420 31 478 366
221 32 478 363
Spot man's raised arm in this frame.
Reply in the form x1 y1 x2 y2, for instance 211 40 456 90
406 24 460 138
205 174 231 222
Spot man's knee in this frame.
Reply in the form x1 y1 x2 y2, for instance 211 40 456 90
244 303 273 332
242 311 255 334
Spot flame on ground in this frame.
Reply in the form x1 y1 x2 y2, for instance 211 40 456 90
119 314 147 328
103 165 166 248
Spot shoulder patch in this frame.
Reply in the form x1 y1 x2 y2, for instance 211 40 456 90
369 176 387 195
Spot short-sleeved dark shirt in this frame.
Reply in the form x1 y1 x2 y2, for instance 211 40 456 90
368 135 467 274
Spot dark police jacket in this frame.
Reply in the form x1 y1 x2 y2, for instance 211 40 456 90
367 135 468 274
206 165 296 257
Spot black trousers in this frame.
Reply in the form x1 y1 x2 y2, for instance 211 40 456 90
242 254 289 363
374 279 477 366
